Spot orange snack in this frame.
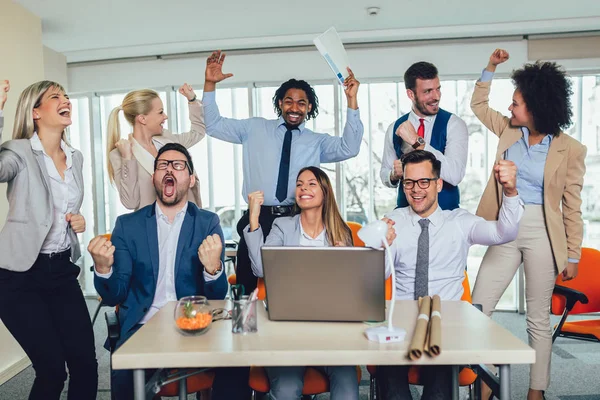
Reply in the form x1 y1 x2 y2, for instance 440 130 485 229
176 312 212 331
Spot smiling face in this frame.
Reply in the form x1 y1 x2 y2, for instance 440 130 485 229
508 89 533 128
278 88 312 128
152 149 195 207
402 160 442 218
33 86 72 131
295 169 324 212
408 77 441 117
139 97 168 135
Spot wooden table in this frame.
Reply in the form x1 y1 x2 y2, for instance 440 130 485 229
112 300 534 400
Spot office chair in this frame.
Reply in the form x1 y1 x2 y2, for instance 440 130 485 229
551 247 600 343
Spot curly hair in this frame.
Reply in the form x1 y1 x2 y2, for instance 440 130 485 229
272 79 319 120
511 61 573 136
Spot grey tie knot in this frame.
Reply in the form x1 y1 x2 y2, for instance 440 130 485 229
418 219 430 229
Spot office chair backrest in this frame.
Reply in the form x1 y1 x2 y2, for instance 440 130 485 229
551 247 600 315
347 221 365 247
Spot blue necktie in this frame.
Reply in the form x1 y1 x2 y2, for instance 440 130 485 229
275 129 293 202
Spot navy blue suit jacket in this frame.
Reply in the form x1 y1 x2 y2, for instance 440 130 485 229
94 202 228 347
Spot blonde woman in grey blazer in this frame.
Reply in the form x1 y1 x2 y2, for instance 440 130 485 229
243 166 358 400
0 80 97 400
106 84 204 211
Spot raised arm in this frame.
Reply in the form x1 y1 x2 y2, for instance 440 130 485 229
169 83 206 148
202 50 249 144
320 68 364 162
109 148 141 210
470 49 511 137
198 214 228 299
468 160 523 245
0 81 27 182
379 122 402 188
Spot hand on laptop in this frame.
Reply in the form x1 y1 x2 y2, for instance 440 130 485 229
248 191 264 231
382 217 397 247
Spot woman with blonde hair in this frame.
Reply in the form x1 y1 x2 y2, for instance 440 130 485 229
243 166 357 400
107 84 204 210
0 80 98 399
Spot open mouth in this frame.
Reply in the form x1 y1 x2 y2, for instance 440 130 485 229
286 113 302 124
299 194 313 200
58 108 71 118
411 195 426 204
163 175 176 197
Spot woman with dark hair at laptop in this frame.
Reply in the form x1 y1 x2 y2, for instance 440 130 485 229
244 166 357 400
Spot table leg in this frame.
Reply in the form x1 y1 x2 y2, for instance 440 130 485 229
134 369 146 400
179 374 187 400
451 365 460 400
499 365 511 400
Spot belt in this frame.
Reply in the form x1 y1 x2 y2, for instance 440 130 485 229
39 248 71 260
260 205 294 216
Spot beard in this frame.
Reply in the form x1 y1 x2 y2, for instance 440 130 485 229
414 95 439 116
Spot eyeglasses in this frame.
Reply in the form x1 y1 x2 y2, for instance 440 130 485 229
155 159 190 172
401 178 438 190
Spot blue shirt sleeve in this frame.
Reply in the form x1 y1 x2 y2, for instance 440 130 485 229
480 69 495 82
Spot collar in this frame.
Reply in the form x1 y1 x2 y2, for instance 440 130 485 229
277 117 306 133
521 127 552 146
30 132 74 154
299 220 326 241
409 109 436 124
155 202 189 224
408 204 442 227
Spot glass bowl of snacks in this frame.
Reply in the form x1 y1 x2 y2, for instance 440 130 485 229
174 296 212 335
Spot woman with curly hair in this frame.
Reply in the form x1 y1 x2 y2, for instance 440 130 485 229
471 49 586 399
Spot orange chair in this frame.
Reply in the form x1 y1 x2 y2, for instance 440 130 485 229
347 221 366 247
551 247 600 342
367 273 477 399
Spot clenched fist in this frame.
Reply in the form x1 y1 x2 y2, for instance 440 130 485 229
178 83 196 102
88 235 115 274
0 80 9 110
494 159 518 197
115 134 134 160
66 213 86 233
489 49 509 66
248 190 264 231
391 159 403 183
198 233 223 274
382 217 397 247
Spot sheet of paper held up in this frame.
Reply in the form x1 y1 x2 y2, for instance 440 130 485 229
313 27 350 85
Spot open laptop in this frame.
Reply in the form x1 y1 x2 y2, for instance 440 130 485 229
261 247 386 322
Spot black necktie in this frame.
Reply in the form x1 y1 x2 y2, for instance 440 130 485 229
275 129 293 202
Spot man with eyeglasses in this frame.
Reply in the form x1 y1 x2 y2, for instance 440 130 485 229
88 143 250 399
376 150 523 399
380 62 468 211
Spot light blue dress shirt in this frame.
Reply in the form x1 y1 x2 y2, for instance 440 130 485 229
202 91 363 205
479 70 578 263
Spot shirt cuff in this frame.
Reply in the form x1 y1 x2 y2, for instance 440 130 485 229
203 261 224 281
502 192 523 206
201 91 216 105
94 266 113 279
480 69 495 82
567 258 579 264
346 107 360 120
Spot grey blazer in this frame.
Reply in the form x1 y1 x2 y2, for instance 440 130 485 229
244 214 316 278
0 116 83 272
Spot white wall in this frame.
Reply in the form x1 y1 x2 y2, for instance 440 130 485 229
0 0 45 384
68 38 530 93
43 46 68 89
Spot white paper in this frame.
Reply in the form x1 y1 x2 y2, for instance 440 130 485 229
313 27 350 85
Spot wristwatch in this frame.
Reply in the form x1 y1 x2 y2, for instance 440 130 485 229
205 263 223 276
412 136 426 149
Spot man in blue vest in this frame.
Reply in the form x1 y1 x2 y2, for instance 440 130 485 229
380 62 468 210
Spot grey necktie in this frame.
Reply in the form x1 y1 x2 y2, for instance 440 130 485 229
414 219 430 300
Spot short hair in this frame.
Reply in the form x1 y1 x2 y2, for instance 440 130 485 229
400 150 441 178
154 143 194 174
511 61 573 136
272 79 319 120
404 62 438 92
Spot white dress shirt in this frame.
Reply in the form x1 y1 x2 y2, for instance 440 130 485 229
299 222 328 247
385 194 523 300
30 133 80 254
380 110 469 188
95 203 223 323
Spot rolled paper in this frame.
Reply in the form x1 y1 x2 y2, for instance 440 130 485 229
429 295 442 357
408 296 431 361
423 318 432 356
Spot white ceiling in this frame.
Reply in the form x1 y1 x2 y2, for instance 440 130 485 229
15 0 600 63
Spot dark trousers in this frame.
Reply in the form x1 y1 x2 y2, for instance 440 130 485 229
112 367 251 400
0 252 98 400
236 208 290 293
377 365 453 400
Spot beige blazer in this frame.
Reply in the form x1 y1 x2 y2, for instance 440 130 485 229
109 100 205 211
0 116 83 271
471 80 587 273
